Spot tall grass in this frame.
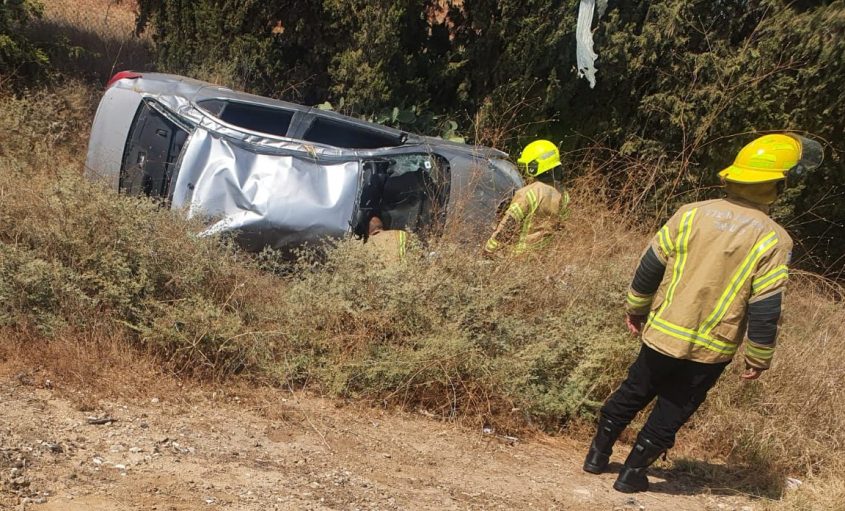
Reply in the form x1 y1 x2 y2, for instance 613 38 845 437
1 79 843 508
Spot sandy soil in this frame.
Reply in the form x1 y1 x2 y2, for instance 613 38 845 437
0 362 767 511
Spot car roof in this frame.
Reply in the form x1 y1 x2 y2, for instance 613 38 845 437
134 73 406 139
120 72 507 158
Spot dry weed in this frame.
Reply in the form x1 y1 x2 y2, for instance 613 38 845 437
2 81 844 504
761 467 845 511
672 278 845 496
0 326 178 406
0 80 94 166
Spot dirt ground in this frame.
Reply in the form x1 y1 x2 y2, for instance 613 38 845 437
0 362 762 511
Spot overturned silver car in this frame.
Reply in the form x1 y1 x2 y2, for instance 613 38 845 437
85 72 522 250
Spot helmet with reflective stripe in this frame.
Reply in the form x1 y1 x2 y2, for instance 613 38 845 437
517 139 561 178
719 133 823 184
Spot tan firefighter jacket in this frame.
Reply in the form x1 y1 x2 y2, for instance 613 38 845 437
364 229 408 263
484 181 570 255
626 197 792 370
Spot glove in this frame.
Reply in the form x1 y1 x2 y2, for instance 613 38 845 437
625 314 647 336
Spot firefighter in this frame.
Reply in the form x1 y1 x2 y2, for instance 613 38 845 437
583 134 823 493
364 215 408 263
484 140 570 255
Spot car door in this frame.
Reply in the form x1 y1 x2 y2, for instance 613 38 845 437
169 127 362 250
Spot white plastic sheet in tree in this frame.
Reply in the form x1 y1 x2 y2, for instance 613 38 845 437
576 0 607 88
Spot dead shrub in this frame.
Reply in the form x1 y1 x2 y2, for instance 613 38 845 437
0 80 94 167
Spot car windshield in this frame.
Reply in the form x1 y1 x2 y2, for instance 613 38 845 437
354 153 450 237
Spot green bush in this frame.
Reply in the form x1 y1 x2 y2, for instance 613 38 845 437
244 226 640 428
0 0 48 81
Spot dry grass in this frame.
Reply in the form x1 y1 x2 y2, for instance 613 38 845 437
654 278 845 500
0 80 94 161
0 327 181 411
762 469 845 511
24 0 150 82
40 0 139 38
2 62 844 511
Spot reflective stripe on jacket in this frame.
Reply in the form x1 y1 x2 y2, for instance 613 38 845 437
484 182 570 255
626 197 792 369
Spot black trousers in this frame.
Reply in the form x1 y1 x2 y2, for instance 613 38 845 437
600 344 729 450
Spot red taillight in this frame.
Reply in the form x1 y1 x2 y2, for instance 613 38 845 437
106 71 142 89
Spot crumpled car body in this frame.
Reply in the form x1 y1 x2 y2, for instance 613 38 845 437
85 72 522 251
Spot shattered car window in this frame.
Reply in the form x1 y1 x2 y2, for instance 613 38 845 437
355 153 449 236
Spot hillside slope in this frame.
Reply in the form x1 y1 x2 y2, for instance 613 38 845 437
2 77 844 511
2 2 844 507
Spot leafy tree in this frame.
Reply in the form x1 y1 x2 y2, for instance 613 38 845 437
135 0 845 272
0 0 48 82
136 1 331 101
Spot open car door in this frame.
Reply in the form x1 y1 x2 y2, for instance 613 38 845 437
170 127 361 250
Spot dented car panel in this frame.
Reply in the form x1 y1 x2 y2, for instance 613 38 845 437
172 128 361 250
84 73 522 250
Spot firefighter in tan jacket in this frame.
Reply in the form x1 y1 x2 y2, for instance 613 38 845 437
583 134 824 494
484 140 570 255
364 215 408 263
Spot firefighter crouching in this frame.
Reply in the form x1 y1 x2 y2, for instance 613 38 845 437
583 134 824 493
364 215 408 263
484 140 570 255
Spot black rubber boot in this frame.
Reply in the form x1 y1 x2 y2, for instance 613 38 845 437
613 436 666 493
583 417 624 474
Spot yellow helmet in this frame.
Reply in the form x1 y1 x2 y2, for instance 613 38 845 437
719 133 823 184
517 139 561 178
